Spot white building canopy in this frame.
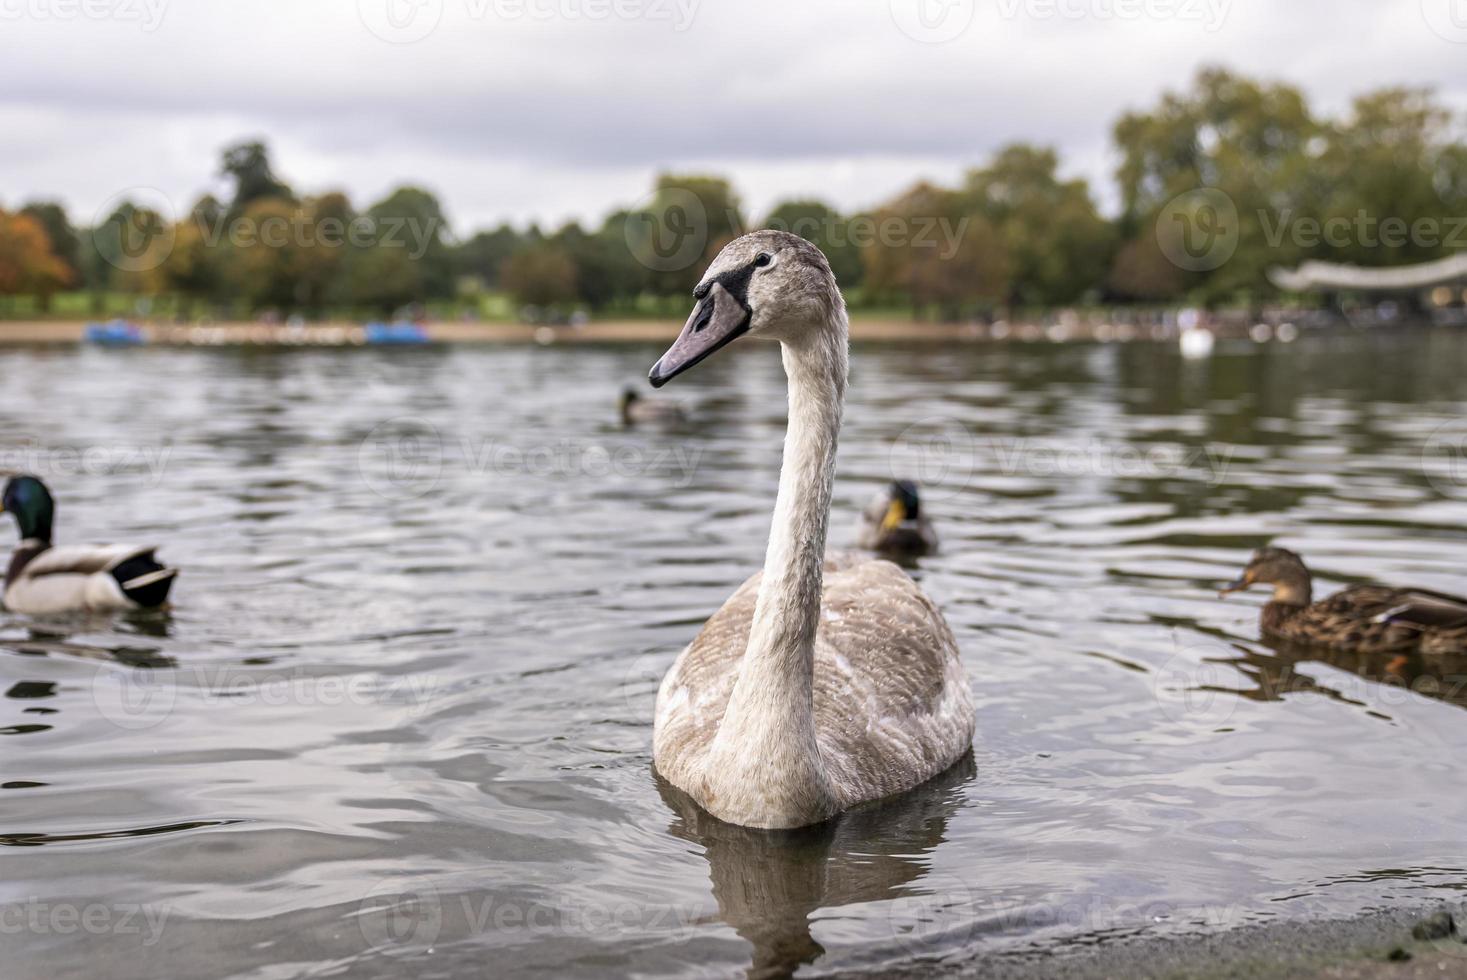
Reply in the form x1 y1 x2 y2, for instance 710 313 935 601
1269 253 1467 292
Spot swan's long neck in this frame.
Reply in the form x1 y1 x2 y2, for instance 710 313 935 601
705 304 849 825
746 328 847 683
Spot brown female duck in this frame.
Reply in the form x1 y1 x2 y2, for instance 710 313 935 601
1221 547 1467 658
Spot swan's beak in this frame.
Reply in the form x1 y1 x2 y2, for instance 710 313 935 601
649 282 751 388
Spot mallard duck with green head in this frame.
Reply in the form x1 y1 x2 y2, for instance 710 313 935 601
1221 547 1467 657
857 480 938 557
2 475 177 615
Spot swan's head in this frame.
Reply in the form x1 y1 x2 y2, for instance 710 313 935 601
649 230 841 388
1 474 55 542
1220 547 1313 606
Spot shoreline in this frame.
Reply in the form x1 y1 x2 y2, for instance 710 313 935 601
864 902 1467 980
0 318 996 346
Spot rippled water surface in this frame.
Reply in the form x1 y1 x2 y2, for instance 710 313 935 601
4 333 1467 979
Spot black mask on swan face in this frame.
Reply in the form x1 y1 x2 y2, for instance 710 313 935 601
1 475 55 542
649 231 840 388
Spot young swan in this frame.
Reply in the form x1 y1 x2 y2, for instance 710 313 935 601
648 231 975 830
1222 547 1467 657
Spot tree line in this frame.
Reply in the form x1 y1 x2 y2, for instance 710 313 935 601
1 67 1464 322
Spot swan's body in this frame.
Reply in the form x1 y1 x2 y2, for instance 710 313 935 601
648 232 975 829
2 476 176 616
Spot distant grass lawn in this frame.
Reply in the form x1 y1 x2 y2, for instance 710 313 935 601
2 289 944 325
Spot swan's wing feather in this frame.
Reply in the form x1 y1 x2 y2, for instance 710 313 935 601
652 570 760 788
653 553 974 811
811 555 974 805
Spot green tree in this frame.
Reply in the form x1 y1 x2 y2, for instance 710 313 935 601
221 140 294 217
1314 88 1467 267
1111 67 1318 304
162 197 228 317
501 242 578 309
552 221 638 310
454 224 522 290
862 182 1009 319
625 174 744 296
763 200 863 289
364 186 453 299
963 145 1112 307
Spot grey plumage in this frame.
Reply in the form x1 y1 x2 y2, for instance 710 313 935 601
649 231 975 829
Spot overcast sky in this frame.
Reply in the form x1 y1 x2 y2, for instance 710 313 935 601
1 0 1463 235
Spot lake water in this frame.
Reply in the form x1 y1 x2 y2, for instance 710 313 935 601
3 332 1467 979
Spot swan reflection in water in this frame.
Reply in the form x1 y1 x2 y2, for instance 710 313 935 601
657 754 976 979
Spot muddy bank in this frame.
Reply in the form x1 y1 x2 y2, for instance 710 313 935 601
862 904 1467 980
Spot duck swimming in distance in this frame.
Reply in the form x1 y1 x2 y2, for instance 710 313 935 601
857 480 938 557
620 387 688 427
1221 547 1467 659
1 475 177 616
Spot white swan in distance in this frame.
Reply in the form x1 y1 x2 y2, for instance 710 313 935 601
648 231 976 830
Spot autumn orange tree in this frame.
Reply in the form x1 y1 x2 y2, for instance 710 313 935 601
0 209 72 310
862 182 1009 319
